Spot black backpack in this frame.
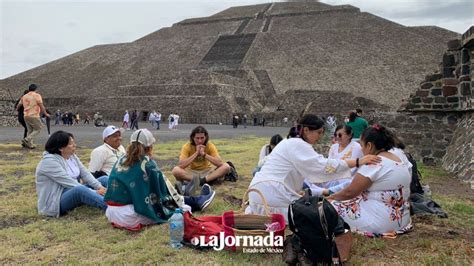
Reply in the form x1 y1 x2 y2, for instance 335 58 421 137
288 190 346 264
224 161 238 182
405 153 424 194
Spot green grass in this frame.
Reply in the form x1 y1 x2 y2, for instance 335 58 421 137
0 139 473 265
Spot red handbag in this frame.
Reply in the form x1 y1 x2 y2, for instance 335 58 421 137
183 211 224 246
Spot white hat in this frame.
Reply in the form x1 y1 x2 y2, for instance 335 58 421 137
130 129 156 147
102 125 123 140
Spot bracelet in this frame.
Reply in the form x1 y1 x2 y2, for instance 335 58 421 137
356 158 360 168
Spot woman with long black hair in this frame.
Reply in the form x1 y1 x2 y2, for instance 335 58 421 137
246 114 380 221
252 134 284 177
328 125 412 235
14 90 29 142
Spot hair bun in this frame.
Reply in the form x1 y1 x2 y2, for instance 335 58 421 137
372 124 383 131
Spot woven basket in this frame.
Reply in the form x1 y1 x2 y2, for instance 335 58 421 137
222 188 286 251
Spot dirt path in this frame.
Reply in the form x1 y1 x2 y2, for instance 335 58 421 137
0 123 290 148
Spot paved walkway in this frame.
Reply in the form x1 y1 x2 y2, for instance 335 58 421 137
1 122 291 148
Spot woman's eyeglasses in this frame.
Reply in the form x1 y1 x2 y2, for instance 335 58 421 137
337 133 343 138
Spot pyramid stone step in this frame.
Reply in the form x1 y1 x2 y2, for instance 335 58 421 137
254 70 277 102
234 19 251 34
199 33 257 69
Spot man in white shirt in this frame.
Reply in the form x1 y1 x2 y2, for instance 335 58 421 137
89 125 126 177
148 111 156 128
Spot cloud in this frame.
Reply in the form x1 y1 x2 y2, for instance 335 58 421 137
66 21 78 28
99 32 132 44
1 0 472 79
320 0 473 33
380 1 474 21
3 39 65 65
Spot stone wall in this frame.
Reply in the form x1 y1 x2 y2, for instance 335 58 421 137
43 77 264 124
403 44 472 111
442 112 473 186
440 26 473 184
372 111 462 166
0 88 18 127
371 110 472 186
390 27 473 183
280 89 388 116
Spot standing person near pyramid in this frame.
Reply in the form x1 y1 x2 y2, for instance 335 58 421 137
16 84 50 149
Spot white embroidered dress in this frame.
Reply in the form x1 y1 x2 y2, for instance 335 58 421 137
330 157 412 234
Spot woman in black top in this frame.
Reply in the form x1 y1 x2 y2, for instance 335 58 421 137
14 90 29 140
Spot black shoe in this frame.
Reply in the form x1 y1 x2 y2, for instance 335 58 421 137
224 161 238 182
199 176 206 186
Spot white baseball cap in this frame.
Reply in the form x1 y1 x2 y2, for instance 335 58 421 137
130 129 156 147
102 125 123 140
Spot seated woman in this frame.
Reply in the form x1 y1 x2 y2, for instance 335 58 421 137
328 125 412 235
104 129 216 231
252 134 283 176
287 126 299 138
246 114 380 221
304 125 364 196
389 135 412 174
36 131 108 217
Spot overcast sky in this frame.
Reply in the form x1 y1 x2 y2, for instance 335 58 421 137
1 0 473 79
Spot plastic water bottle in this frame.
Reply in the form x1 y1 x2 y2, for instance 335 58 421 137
169 209 184 248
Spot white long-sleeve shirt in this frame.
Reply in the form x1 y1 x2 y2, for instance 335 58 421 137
89 143 126 175
248 138 351 220
251 138 351 191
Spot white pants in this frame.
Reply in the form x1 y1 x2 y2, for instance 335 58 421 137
106 204 155 230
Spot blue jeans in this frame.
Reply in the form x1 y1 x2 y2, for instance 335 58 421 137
60 176 108 215
184 196 201 212
184 193 216 212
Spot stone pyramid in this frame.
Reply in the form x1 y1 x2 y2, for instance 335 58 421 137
0 1 460 124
